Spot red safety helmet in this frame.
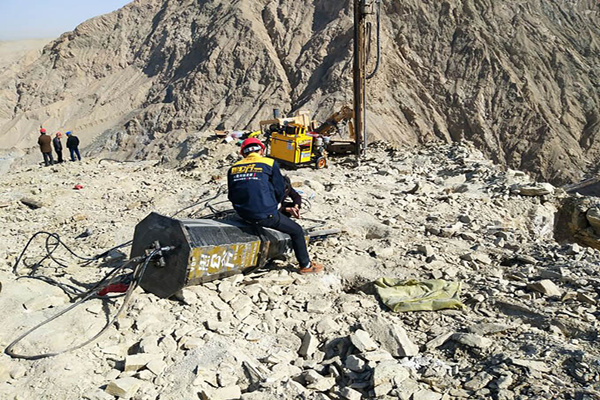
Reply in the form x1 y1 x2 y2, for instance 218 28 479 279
240 137 265 156
40 128 46 134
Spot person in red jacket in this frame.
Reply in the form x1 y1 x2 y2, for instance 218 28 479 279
227 138 323 274
37 128 53 166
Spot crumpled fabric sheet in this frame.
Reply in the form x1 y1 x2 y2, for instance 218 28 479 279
374 278 465 312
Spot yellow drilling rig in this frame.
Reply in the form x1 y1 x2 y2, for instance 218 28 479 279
261 0 382 169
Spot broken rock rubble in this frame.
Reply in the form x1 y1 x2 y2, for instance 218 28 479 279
0 142 599 399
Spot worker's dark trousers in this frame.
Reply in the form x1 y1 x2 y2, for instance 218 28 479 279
42 152 53 166
254 211 310 268
69 148 81 161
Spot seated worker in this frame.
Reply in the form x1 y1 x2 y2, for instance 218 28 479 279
282 175 302 218
227 138 323 274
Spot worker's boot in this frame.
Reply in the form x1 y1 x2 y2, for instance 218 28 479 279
299 261 323 274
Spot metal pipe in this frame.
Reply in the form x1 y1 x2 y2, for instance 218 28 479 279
363 59 368 157
353 0 366 157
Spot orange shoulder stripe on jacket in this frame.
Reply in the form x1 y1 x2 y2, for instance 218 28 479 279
233 153 275 167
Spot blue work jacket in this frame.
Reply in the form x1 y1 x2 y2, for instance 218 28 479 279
227 152 285 221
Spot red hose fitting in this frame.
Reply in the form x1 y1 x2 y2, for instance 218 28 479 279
98 283 129 296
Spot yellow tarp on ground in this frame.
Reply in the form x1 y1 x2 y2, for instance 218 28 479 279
374 278 465 312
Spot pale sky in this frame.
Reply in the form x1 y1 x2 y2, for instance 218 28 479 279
0 0 133 41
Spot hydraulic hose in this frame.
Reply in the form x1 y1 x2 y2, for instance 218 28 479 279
5 251 159 360
367 0 382 80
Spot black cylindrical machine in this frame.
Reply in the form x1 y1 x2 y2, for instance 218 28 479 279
130 212 296 298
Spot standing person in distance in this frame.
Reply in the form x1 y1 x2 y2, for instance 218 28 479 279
53 132 64 163
38 128 53 166
66 131 81 161
227 137 323 274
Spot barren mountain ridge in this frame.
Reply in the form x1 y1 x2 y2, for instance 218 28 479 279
0 0 599 184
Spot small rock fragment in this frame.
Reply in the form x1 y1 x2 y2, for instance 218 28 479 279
138 336 162 354
303 369 335 391
339 386 362 400
527 279 562 297
308 376 336 391
307 299 331 314
451 333 493 349
181 337 205 350
586 207 600 235
146 359 166 376
105 377 142 399
361 350 394 363
464 371 494 391
511 183 554 196
124 354 156 372
425 331 454 350
20 197 43 209
173 288 199 305
200 385 242 400
344 355 366 372
316 317 340 334
298 331 319 357
496 372 514 389
577 292 597 305
417 244 435 257
412 389 442 400
511 358 551 373
372 361 410 396
468 323 513 336
379 324 419 357
350 329 378 353
230 295 252 311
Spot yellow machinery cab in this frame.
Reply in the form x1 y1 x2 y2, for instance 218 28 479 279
260 110 327 169
270 123 314 165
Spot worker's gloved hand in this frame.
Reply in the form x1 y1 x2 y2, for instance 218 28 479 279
286 205 301 218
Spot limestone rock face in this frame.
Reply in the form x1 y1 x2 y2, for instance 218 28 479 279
555 196 600 250
1 0 599 184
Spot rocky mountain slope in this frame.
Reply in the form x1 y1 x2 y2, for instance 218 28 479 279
0 38 52 168
0 0 599 183
0 137 599 399
0 40 50 71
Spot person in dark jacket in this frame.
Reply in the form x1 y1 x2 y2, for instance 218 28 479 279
281 175 302 218
227 137 323 274
53 132 63 163
37 128 53 166
65 131 81 161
